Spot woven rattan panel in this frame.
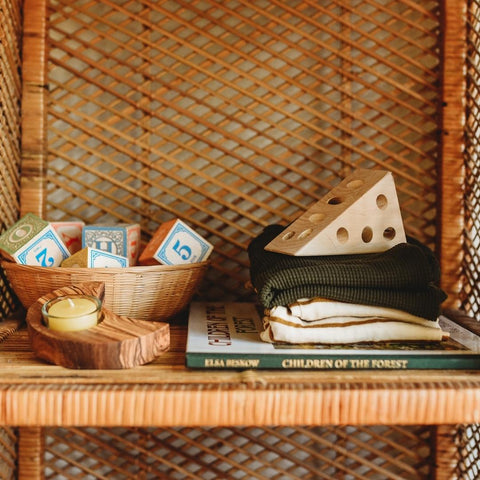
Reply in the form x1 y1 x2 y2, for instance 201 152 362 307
462 0 480 317
44 425 434 479
30 3 449 477
0 17 22 479
44 0 442 301
0 427 16 480
457 425 480 480
456 1 480 479
0 0 21 320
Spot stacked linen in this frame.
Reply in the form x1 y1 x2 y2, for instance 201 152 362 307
260 299 448 344
248 225 449 345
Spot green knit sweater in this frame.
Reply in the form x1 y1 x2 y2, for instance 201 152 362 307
248 225 447 321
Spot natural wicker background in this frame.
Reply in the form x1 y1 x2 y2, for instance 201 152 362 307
0 1 22 478
25 1 448 478
456 0 480 478
43 0 442 302
0 0 21 320
462 0 480 318
43 425 435 480
1 0 479 479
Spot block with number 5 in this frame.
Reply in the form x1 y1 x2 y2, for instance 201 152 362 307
139 219 213 266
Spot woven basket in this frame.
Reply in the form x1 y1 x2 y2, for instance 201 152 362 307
1 260 208 321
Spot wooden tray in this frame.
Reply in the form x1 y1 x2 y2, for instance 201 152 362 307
25 282 169 369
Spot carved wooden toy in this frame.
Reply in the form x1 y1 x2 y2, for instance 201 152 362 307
26 282 170 369
265 169 406 256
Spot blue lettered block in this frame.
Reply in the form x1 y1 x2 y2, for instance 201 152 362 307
61 247 128 268
0 213 70 266
82 223 140 266
138 219 213 266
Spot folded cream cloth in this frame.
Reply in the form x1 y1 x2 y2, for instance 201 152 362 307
285 297 437 325
261 299 448 344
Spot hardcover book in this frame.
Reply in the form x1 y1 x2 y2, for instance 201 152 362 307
185 302 480 370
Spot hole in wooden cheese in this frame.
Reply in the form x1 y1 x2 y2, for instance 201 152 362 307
282 231 295 241
308 213 325 223
336 227 349 243
376 194 388 209
383 227 396 240
298 228 313 239
362 226 373 243
346 179 364 188
327 196 343 205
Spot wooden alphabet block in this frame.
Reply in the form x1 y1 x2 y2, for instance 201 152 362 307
0 213 70 266
265 169 407 256
139 219 213 266
82 223 140 266
61 247 128 268
50 221 84 254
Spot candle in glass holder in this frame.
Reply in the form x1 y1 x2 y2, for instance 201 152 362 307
42 295 101 332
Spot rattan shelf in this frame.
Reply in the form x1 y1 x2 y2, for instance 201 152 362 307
1 317 479 428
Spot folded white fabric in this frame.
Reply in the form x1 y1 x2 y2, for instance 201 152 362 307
285 297 436 325
261 298 449 344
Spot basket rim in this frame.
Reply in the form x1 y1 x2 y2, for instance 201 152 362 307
1 259 209 273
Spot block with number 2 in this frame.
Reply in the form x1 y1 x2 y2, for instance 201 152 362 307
0 213 70 266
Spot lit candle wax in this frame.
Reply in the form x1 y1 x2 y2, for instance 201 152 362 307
42 295 101 332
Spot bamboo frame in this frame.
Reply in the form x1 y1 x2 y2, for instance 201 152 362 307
20 0 48 218
434 425 461 480
438 0 468 308
18 428 44 480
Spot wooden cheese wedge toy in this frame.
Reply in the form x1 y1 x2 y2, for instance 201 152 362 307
265 169 406 256
26 282 170 369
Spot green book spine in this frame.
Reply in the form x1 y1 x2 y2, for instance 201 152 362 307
186 352 480 370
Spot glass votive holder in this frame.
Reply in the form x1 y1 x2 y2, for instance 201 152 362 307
42 295 102 332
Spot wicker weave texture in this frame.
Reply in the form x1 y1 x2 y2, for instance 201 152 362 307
0 8 20 468
0 0 22 321
0 427 16 480
27 0 444 302
12 1 472 479
462 0 480 317
456 425 480 480
42 425 435 480
456 1 480 479
2 260 208 320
